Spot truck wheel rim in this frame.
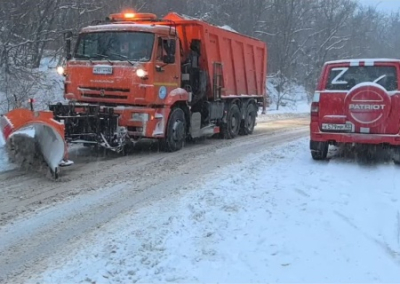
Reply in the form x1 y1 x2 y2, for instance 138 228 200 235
173 120 184 141
247 113 254 129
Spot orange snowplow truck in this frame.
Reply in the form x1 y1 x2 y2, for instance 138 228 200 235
0 11 267 178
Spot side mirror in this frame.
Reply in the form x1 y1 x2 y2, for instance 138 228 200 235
64 31 73 60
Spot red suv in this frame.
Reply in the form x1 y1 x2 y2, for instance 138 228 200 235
310 58 400 163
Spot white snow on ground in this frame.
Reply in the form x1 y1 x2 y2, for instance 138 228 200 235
0 133 6 171
0 131 16 172
0 146 15 172
258 81 311 121
26 137 400 283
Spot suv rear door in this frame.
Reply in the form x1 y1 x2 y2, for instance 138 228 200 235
317 61 400 135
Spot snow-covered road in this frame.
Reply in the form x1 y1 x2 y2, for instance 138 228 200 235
2 115 400 283
0 117 307 282
23 138 400 283
0 132 15 173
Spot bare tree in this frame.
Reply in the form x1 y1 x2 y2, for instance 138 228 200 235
1 0 399 113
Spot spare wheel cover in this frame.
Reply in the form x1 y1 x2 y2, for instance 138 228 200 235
344 83 391 128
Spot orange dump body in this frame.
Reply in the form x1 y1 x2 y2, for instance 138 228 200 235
164 13 267 100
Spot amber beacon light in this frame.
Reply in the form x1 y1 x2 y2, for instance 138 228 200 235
108 11 158 21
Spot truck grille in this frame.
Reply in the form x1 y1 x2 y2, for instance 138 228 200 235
82 93 128 100
78 86 130 92
79 86 130 100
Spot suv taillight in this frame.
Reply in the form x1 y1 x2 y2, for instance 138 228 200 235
311 92 320 117
311 102 319 116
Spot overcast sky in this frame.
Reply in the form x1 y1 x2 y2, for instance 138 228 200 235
359 0 400 11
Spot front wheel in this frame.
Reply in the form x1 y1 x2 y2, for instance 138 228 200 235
160 107 187 152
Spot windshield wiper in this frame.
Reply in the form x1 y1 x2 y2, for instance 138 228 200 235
75 54 93 64
92 53 113 64
109 53 135 66
373 74 386 83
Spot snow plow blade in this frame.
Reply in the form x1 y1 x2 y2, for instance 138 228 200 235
0 108 67 179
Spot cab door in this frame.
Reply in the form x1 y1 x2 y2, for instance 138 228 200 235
153 36 180 101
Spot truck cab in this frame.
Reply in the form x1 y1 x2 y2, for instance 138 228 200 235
310 58 400 162
62 12 181 107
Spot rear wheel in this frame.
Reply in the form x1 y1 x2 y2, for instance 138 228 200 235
160 107 187 152
310 140 329 160
240 103 257 135
220 104 241 139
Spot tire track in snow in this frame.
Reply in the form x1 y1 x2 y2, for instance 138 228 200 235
0 117 309 226
334 211 400 266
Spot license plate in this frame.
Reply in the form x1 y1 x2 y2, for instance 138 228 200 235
321 123 352 131
93 65 113 75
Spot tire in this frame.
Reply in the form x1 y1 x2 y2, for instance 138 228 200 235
160 107 187 152
310 140 328 160
239 103 257 135
220 104 241 139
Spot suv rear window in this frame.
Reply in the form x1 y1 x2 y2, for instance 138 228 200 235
325 66 398 91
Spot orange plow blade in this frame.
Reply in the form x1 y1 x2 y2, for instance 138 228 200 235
0 108 68 179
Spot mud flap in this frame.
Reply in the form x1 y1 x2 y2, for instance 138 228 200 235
0 109 67 178
310 140 329 160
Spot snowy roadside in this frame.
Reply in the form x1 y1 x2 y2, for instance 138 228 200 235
258 100 310 122
0 132 16 172
23 137 400 283
258 78 311 122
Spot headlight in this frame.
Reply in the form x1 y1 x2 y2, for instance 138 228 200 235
131 113 149 122
136 69 148 78
57 66 65 75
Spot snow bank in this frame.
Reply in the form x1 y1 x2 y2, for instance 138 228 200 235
258 80 311 121
0 135 16 172
0 55 64 172
0 55 65 115
32 138 400 283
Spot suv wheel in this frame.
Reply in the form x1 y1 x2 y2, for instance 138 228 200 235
310 140 329 160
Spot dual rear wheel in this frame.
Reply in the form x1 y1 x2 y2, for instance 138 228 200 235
220 103 257 139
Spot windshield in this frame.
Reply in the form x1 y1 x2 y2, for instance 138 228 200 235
74 31 154 62
325 66 398 91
